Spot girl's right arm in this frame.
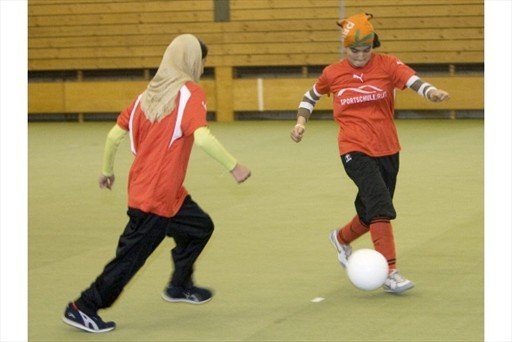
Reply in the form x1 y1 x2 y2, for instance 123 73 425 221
291 86 323 143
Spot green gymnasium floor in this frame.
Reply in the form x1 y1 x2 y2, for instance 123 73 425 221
28 119 483 341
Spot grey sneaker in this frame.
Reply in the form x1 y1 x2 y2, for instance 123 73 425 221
382 269 414 293
329 229 352 268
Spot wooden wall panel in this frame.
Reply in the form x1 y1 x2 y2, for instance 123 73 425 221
28 76 482 114
232 76 482 112
395 76 483 110
28 80 216 113
28 0 484 117
28 1 212 16
64 81 147 112
232 78 333 112
29 0 484 70
225 1 483 66
28 83 65 113
28 0 215 70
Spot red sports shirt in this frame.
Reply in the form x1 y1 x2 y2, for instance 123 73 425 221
117 81 208 217
315 53 415 156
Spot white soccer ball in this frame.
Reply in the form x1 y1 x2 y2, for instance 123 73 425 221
346 249 389 291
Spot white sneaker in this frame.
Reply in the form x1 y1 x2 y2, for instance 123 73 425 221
329 229 352 268
382 269 414 293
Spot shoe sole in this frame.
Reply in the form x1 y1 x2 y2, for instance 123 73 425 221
161 292 212 305
62 317 115 333
329 230 341 253
329 230 348 268
383 282 415 294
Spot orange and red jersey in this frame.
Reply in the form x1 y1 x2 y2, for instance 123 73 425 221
315 53 416 157
117 81 208 217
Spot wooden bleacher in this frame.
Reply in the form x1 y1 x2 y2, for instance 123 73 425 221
28 0 484 121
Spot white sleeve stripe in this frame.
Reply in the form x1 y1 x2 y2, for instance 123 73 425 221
312 84 322 98
425 86 437 98
299 101 314 112
169 85 191 148
302 96 316 105
310 89 321 100
406 75 420 88
128 94 142 155
304 91 317 102
418 82 432 96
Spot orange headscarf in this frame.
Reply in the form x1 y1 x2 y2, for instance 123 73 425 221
337 13 375 47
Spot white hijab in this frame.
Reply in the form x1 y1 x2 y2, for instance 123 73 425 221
140 34 203 122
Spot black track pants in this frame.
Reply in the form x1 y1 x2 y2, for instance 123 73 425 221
76 195 214 314
341 152 399 226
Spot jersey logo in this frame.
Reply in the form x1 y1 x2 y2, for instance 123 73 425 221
201 101 207 111
352 73 364 83
336 85 387 106
336 85 383 97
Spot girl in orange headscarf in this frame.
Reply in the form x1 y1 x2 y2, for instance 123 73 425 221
291 13 449 293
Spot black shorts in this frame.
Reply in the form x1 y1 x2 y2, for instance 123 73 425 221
341 152 399 226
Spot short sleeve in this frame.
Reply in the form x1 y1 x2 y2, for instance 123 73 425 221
314 67 331 95
181 86 208 136
116 97 139 130
385 55 416 90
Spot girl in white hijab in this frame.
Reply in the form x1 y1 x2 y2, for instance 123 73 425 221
63 34 250 333
99 34 250 186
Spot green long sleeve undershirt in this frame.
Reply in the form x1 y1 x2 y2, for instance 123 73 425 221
101 124 238 177
193 126 238 171
102 124 127 177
